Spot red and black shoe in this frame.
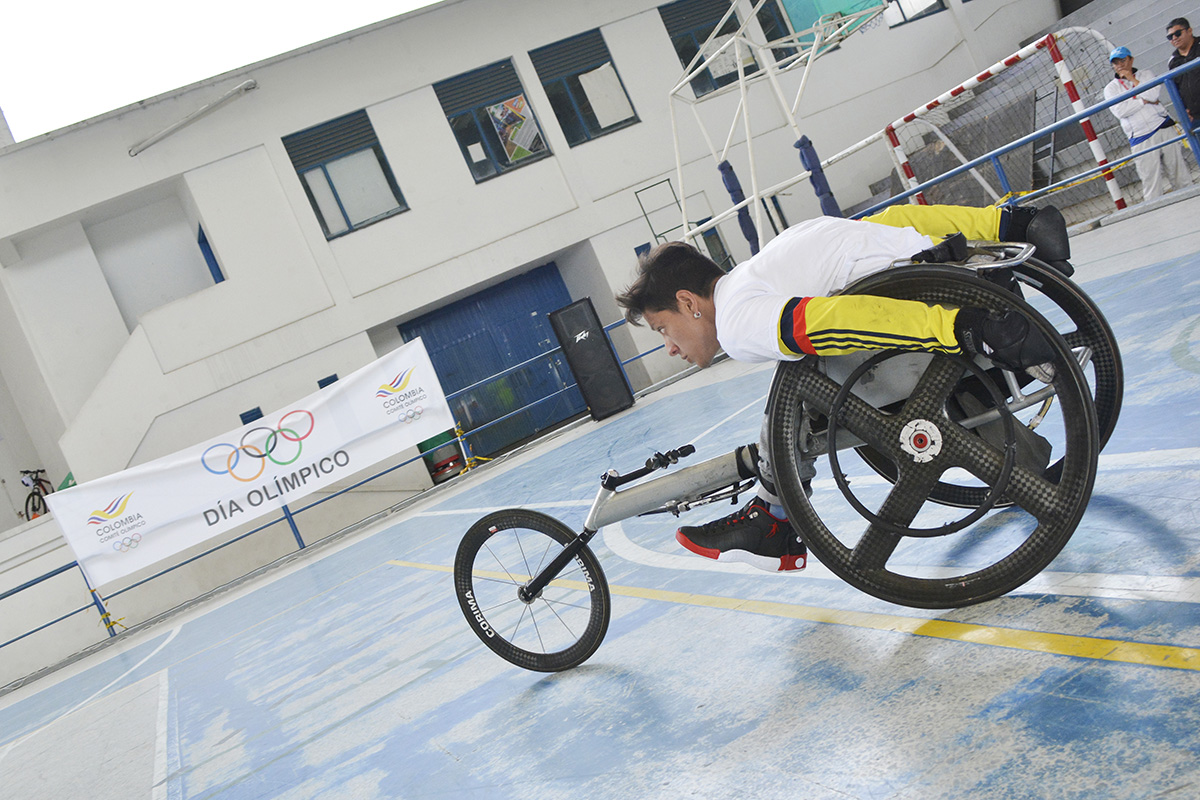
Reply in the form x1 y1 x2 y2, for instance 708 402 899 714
676 498 807 572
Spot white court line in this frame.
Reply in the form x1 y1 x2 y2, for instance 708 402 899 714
1097 447 1200 469
603 522 1200 604
152 670 170 800
0 626 180 760
685 392 769 448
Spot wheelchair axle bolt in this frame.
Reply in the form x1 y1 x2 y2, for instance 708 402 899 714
900 419 943 463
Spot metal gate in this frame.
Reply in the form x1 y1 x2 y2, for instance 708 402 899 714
398 263 586 456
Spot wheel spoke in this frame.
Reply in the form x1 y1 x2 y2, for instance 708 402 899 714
902 355 965 419
849 466 943 570
539 598 580 639
827 388 901 454
997 464 1063 522
938 425 1060 522
528 605 548 652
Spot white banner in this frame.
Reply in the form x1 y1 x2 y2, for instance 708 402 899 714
48 338 455 588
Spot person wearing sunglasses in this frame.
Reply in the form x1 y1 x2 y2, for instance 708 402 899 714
1105 46 1193 201
1166 18 1200 125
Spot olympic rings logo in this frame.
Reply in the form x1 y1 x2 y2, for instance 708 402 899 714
113 533 142 552
202 409 315 482
402 406 423 424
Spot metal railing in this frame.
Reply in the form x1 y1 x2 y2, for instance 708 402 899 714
0 319 663 657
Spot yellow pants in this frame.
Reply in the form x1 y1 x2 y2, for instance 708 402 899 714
779 294 960 358
865 204 1003 242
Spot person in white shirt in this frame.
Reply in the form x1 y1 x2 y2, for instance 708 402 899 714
616 205 1065 572
1104 46 1193 202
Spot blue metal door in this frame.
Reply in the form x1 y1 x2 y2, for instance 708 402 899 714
398 263 586 456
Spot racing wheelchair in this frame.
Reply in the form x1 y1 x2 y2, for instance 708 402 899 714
454 243 1121 672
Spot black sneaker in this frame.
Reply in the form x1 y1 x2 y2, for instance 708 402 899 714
676 498 807 572
955 307 1056 382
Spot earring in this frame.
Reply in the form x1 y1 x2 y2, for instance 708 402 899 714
693 311 702 319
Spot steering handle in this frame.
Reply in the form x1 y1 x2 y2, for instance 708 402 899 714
600 444 696 490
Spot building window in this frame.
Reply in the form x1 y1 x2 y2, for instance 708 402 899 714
883 0 946 26
530 30 638 146
697 218 734 271
198 226 225 284
434 60 550 182
283 110 408 239
659 0 758 97
755 1 798 63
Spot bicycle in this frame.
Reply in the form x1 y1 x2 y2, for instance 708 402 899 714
454 247 1116 672
20 469 54 520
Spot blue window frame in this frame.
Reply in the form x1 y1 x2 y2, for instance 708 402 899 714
696 217 734 271
197 226 225 284
755 1 798 63
283 110 408 239
883 0 946 26
530 30 639 146
434 60 551 182
659 0 759 97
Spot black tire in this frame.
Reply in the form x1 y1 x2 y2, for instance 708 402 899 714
25 491 48 519
851 257 1122 508
767 266 1099 609
454 509 611 672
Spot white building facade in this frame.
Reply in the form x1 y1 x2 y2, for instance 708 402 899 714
0 0 1060 527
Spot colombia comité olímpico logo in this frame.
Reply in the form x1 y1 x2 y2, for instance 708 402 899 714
87 491 146 551
376 366 427 422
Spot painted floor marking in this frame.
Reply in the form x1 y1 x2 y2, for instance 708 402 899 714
602 523 1200 604
388 559 1200 671
152 671 169 800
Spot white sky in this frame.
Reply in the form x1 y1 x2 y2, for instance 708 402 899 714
0 1 442 142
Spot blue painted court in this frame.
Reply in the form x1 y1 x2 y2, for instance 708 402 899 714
3 197 1200 799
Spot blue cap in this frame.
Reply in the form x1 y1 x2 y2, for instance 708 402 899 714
1110 46 1132 61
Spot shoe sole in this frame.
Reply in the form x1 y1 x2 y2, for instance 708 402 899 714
675 531 806 573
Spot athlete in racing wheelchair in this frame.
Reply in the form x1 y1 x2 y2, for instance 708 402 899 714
453 203 1110 669
616 203 1106 587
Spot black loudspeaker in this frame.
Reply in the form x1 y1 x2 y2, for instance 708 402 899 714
549 298 634 421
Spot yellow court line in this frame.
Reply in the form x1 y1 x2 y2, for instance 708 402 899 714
386 559 1200 671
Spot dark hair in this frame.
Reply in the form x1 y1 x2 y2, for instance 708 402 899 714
615 241 724 325
1168 17 1190 31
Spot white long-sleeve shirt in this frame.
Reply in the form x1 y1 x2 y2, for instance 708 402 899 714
712 217 932 363
1104 69 1171 141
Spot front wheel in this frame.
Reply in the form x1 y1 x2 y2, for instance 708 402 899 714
454 509 611 672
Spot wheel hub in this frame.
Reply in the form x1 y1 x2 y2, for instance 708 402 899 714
899 419 942 463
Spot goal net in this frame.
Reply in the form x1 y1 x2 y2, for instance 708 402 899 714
882 28 1135 220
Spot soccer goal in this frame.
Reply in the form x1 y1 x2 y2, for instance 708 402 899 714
882 27 1128 215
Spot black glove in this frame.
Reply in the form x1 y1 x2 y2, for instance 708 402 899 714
911 231 968 264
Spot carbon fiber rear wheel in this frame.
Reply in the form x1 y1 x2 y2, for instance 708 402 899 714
852 257 1121 508
767 266 1099 608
